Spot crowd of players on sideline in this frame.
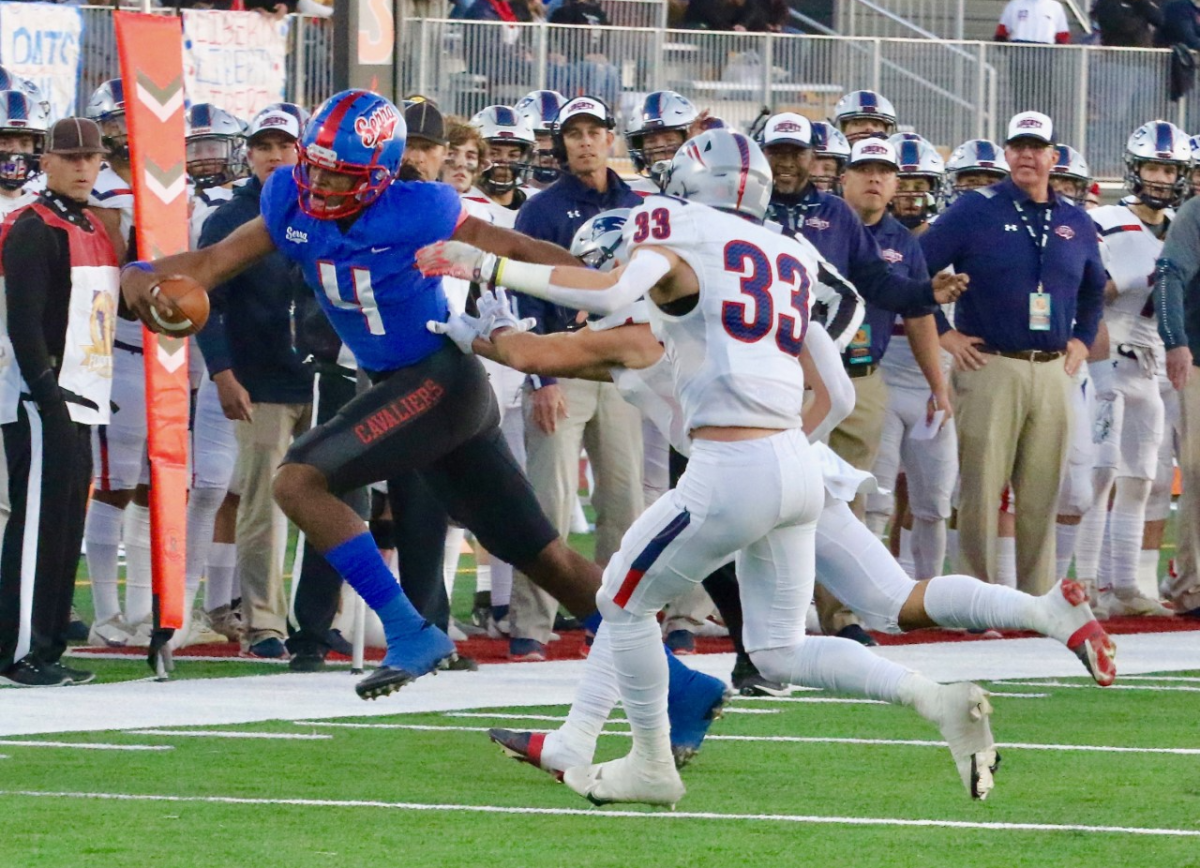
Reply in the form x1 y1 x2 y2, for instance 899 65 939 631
0 66 1196 694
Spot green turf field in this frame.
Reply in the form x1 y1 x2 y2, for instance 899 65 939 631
3 671 1198 868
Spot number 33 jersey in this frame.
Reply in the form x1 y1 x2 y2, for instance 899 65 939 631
629 195 833 433
260 167 465 372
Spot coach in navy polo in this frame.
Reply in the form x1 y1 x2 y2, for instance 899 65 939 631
920 110 1105 595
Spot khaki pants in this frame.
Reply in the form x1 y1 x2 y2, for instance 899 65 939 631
1168 369 1200 612
511 379 643 643
820 370 888 634
234 401 311 646
953 356 1071 595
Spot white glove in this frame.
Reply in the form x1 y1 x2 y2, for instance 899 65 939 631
416 241 500 284
426 310 491 354
476 288 536 337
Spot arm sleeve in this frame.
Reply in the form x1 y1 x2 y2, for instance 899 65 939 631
1072 234 1107 346
517 249 672 316
3 216 62 403
812 260 866 351
803 322 855 442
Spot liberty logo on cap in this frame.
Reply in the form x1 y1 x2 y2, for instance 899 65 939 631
1017 117 1044 129
571 101 596 111
772 121 806 133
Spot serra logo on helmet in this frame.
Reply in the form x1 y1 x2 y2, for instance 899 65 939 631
355 103 401 149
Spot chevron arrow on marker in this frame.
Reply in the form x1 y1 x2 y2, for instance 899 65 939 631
144 159 186 205
135 72 184 123
156 336 187 373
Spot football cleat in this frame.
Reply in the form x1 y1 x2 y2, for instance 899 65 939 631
88 615 135 648
1049 579 1117 686
355 665 422 700
921 682 998 800
563 755 685 809
206 604 244 642
488 728 564 780
357 625 455 700
731 656 791 697
667 665 732 768
1110 587 1174 618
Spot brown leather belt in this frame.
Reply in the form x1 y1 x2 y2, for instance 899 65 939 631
846 363 879 379
979 346 1064 363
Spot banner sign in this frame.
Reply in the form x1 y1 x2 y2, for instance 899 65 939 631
182 9 289 118
0 2 83 121
116 11 190 633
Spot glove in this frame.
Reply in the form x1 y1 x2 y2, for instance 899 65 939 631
426 310 491 354
476 288 537 337
416 241 500 284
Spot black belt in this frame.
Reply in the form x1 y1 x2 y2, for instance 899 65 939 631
314 360 357 380
846 363 878 379
114 339 143 355
978 346 1063 363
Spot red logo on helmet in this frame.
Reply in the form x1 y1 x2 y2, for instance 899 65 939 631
1055 225 1075 240
355 104 400 149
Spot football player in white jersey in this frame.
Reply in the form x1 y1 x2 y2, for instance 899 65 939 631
513 90 567 191
868 134 958 580
186 103 246 247
623 91 701 196
467 105 537 221
81 78 155 647
1074 121 1188 617
420 130 1001 805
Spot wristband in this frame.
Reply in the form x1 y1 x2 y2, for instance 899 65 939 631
122 260 154 275
494 258 554 295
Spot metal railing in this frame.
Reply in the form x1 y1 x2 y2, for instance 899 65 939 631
838 0 967 40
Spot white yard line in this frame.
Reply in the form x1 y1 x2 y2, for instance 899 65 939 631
992 681 1200 693
127 730 332 740
2 790 1196 838
0 740 172 751
292 721 1200 756
736 696 889 705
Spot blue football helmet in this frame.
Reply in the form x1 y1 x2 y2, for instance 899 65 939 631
296 89 405 220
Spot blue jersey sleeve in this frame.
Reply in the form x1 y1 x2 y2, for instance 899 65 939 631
259 167 296 249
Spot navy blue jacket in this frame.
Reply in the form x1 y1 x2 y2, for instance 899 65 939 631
920 177 1105 352
513 169 641 386
195 176 313 404
856 213 931 365
1158 0 1200 48
768 184 936 365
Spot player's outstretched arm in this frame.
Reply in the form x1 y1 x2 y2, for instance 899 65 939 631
800 322 854 443
454 215 579 267
120 216 277 333
485 323 664 382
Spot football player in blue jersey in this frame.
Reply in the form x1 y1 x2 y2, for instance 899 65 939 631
119 90 729 751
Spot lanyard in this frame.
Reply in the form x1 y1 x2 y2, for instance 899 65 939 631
1012 197 1053 292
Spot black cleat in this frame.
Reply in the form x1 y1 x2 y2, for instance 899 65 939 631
836 623 879 647
53 661 95 685
731 656 789 697
289 651 327 673
438 652 478 672
356 665 422 700
1 656 69 687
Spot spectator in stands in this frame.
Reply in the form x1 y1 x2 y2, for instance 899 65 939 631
995 0 1071 42
1094 0 1162 46
460 0 538 105
548 0 619 106
1157 0 1200 47
684 0 751 30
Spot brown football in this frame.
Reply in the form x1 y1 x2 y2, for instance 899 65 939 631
150 275 210 337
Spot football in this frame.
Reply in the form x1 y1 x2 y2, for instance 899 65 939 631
149 274 210 337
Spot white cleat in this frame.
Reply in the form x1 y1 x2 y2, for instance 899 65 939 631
914 682 998 800
563 755 686 809
1110 588 1174 617
127 618 155 649
87 615 135 648
1043 580 1117 686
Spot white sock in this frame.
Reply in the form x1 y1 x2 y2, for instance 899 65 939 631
230 562 241 601
996 536 1017 589
1096 513 1115 594
543 621 621 769
898 528 916 579
1055 521 1079 579
922 573 1041 633
84 500 124 623
1109 479 1151 594
1075 468 1117 583
185 487 225 612
752 634 908 703
123 503 153 625
491 561 513 608
605 615 672 765
443 527 466 603
475 563 492 594
864 511 888 538
946 527 959 570
1138 548 1161 598
911 517 947 580
204 542 237 611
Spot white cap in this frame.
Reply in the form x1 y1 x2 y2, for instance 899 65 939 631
847 137 898 169
248 108 302 141
1006 111 1053 145
760 112 812 148
555 96 613 131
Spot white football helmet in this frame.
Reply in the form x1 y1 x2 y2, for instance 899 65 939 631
185 103 247 189
86 79 129 160
944 138 1009 204
570 208 631 271
625 91 699 178
0 66 50 122
662 129 773 222
514 89 567 184
889 133 944 227
832 90 897 140
471 105 535 192
809 121 850 193
1125 120 1190 209
1049 144 1091 206
0 90 49 191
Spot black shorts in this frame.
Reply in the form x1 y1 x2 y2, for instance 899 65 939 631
284 345 556 568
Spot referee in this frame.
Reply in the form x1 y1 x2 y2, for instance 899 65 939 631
0 118 117 687
920 111 1105 594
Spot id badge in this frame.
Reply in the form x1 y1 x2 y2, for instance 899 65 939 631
1029 291 1051 332
846 323 873 365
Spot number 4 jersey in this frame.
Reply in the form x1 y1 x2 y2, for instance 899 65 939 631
628 194 862 434
260 167 464 372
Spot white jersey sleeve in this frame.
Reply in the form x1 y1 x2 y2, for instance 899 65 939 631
1091 203 1165 350
189 186 233 250
91 165 143 348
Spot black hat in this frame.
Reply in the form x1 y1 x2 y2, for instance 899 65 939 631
404 101 447 146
